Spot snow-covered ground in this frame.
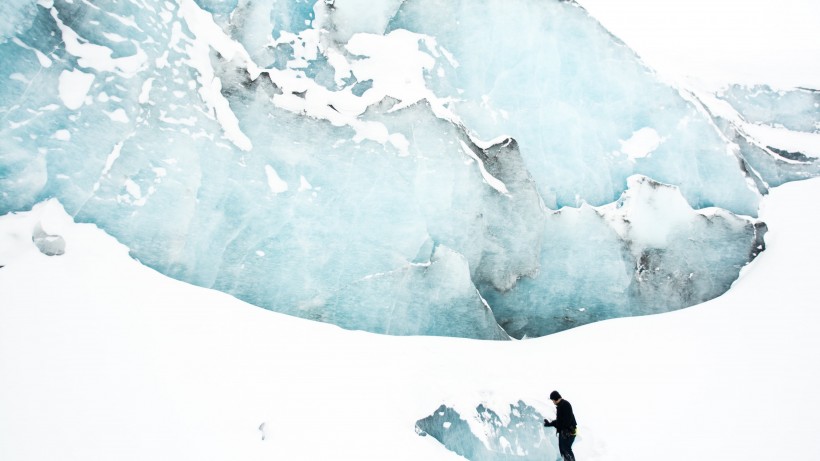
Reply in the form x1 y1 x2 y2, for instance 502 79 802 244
2 2 820 460
2 169 820 461
577 0 820 89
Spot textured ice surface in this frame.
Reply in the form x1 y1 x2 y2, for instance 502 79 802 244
0 0 37 43
32 222 65 256
416 402 558 461
700 85 820 188
1 0 816 339
717 85 819 133
388 0 762 215
483 176 767 337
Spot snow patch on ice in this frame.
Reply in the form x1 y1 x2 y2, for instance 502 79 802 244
57 69 95 110
458 140 509 195
619 127 663 161
264 165 288 194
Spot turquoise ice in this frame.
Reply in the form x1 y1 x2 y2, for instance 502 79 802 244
1 0 816 339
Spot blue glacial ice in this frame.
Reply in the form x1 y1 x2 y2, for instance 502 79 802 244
717 85 819 133
416 401 559 461
704 85 820 188
387 0 763 214
1 0 818 339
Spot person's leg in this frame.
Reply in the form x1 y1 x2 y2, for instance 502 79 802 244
558 433 576 461
565 433 576 461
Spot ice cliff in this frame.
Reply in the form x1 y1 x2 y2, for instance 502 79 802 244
1 0 818 339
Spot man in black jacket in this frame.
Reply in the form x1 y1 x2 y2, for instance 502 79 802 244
544 390 577 461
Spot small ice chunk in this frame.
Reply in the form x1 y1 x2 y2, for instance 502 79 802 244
32 223 65 256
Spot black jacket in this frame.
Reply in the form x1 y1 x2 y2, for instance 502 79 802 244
546 399 577 434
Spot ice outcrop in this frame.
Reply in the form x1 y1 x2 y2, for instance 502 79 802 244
416 401 557 461
1 0 817 338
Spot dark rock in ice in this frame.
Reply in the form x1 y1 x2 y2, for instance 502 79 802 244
767 146 813 163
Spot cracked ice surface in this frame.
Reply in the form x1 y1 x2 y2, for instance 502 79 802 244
1 0 818 338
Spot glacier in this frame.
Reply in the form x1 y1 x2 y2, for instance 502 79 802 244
1 0 819 340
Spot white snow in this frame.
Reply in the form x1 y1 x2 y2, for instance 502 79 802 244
123 178 142 199
104 108 130 123
57 69 95 110
2 2 820 461
12 37 53 68
2 176 820 461
50 6 147 77
741 123 820 158
264 165 289 194
602 175 694 248
576 0 820 89
53 129 71 141
138 77 155 104
298 175 312 192
177 0 255 151
345 30 436 108
619 127 663 161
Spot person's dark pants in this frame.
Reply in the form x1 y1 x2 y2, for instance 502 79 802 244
558 432 576 461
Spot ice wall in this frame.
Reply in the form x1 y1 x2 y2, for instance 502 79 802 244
388 0 765 214
1 0 817 339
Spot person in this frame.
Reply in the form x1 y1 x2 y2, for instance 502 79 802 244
544 390 577 461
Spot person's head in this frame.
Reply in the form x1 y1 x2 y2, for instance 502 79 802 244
549 390 562 404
